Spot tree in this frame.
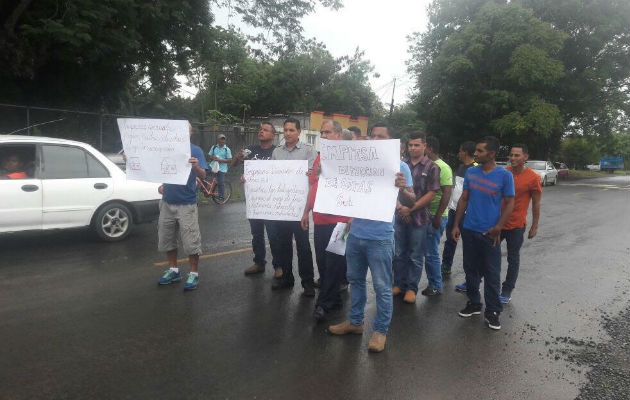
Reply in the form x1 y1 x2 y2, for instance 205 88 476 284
560 137 599 169
409 1 567 158
0 0 343 110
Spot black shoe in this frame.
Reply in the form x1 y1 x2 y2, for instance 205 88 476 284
271 279 294 291
458 301 482 317
313 306 327 321
313 279 321 288
421 287 442 296
484 312 501 330
303 285 316 297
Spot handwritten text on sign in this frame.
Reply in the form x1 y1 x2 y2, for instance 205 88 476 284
244 160 309 221
313 139 400 222
117 118 191 184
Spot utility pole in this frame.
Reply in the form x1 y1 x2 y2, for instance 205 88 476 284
388 77 396 119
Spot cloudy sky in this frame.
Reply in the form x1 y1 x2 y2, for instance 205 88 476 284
211 0 432 107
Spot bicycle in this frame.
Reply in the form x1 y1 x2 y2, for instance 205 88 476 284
197 172 232 205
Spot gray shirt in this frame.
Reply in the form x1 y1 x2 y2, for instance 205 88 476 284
271 141 317 169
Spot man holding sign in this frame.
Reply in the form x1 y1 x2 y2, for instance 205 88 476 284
270 117 317 295
327 123 416 353
301 120 350 321
156 127 207 291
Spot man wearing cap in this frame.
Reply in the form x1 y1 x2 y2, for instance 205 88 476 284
208 134 232 202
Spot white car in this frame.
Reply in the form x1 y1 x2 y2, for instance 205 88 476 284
526 160 558 186
0 135 161 241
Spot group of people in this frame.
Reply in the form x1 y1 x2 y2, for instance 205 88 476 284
155 118 542 353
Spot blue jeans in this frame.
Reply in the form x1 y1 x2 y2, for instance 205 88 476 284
216 171 225 199
424 215 448 290
393 223 429 293
441 209 463 271
346 234 394 334
500 227 525 296
461 228 502 313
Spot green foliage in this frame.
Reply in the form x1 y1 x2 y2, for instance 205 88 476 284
560 137 600 169
409 1 567 158
408 0 630 159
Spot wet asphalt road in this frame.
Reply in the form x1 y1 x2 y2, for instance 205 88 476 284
1 176 629 399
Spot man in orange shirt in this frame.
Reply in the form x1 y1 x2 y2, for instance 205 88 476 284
500 144 542 304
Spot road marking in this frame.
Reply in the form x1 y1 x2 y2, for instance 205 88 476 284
154 247 253 266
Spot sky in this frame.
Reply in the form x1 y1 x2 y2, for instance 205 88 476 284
204 0 433 108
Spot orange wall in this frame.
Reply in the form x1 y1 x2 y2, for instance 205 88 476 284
310 111 369 136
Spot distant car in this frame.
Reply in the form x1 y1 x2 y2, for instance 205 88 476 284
586 164 601 171
0 135 161 241
554 162 569 179
526 160 558 186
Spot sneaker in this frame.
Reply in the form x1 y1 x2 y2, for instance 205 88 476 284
244 264 265 275
485 312 501 330
303 285 316 297
273 269 283 279
499 294 512 304
184 273 199 290
392 286 402 296
421 287 442 296
327 320 363 335
313 306 327 322
158 269 182 285
403 290 417 304
455 282 467 292
458 301 482 317
368 332 387 353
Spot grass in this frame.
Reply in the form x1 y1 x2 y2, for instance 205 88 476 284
568 169 630 179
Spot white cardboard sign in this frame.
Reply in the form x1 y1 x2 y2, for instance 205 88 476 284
313 139 400 222
117 118 191 184
244 160 309 221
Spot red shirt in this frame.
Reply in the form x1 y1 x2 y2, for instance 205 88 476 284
503 166 542 230
3 171 27 179
307 155 350 225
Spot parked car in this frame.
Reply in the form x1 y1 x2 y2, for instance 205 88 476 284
554 162 569 179
526 160 558 186
0 135 161 241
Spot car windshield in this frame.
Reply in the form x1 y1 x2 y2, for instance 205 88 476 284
527 161 547 170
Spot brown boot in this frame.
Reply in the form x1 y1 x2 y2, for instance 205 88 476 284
244 264 265 275
327 320 364 335
273 268 283 279
368 332 387 352
392 286 402 296
403 290 416 304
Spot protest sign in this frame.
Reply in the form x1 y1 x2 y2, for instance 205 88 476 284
244 160 309 221
117 118 191 184
325 222 347 256
313 139 400 222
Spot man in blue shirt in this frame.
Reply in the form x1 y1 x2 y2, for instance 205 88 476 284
328 123 416 353
452 136 514 330
208 134 232 201
157 133 208 291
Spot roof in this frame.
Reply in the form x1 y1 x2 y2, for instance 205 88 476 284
0 135 90 147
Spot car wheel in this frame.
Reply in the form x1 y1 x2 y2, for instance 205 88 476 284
93 202 133 242
542 176 547 187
